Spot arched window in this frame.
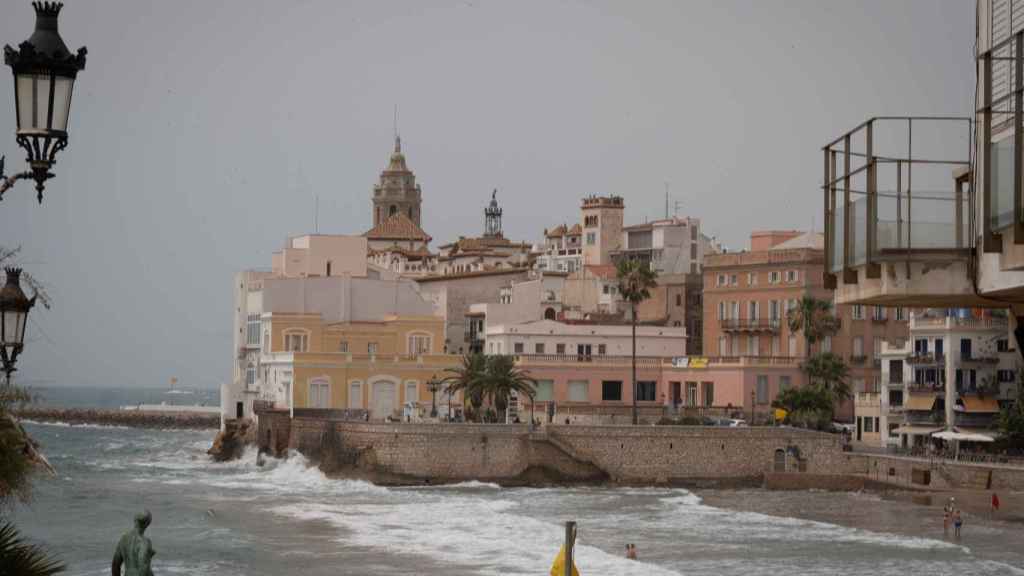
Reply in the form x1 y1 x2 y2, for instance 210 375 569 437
389 205 398 217
544 308 557 320
326 260 332 276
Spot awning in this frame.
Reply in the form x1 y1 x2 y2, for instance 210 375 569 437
933 429 996 443
894 426 942 436
904 394 938 411
958 396 1001 413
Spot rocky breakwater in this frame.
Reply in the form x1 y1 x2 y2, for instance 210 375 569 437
207 418 256 462
16 407 220 429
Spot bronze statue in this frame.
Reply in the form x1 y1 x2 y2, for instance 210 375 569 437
112 510 156 576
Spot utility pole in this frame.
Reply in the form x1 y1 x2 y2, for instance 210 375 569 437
564 521 576 576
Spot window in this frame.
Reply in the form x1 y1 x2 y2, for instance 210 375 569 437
556 343 566 354
998 369 1016 383
586 232 596 245
748 301 759 320
889 359 904 383
339 340 348 353
718 301 726 319
309 379 330 409
852 336 864 358
769 271 780 284
769 300 780 321
348 381 362 409
676 294 682 307
718 336 727 356
771 336 780 356
702 382 714 406
997 339 1010 352
960 338 972 359
914 338 928 356
568 380 589 402
263 331 270 354
368 342 378 355
284 331 309 352
788 335 798 356
601 380 623 401
852 305 864 320
756 375 769 404
408 334 432 355
636 381 657 402
749 335 759 356
598 344 607 355
747 272 757 286
246 313 261 346
779 375 791 392
405 381 418 405
717 274 726 287
889 389 903 408
535 343 545 354
730 336 739 355
935 338 944 358
514 342 524 354
535 380 554 401
895 307 906 321
690 244 697 260
873 306 886 321
729 274 738 286
822 335 832 353
785 270 797 283
245 363 256 387
731 301 740 320
873 338 882 359
864 417 874 433
686 382 698 406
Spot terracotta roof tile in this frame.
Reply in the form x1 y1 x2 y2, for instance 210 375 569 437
364 213 432 242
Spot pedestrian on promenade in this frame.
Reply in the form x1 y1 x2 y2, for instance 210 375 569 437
953 509 963 538
992 492 1001 518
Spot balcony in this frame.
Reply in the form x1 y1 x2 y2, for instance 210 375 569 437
719 318 781 333
906 381 944 393
849 355 868 366
822 117 989 307
907 354 944 365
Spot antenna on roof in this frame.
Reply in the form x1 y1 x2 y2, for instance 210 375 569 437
314 194 319 233
664 181 669 220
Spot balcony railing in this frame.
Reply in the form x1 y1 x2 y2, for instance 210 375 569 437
849 355 868 366
906 381 944 393
822 116 972 284
719 318 781 333
907 354 944 365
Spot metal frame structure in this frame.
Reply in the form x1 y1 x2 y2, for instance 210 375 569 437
822 116 973 289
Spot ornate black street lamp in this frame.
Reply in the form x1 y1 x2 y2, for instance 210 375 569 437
0 268 36 382
426 375 441 418
1 2 86 203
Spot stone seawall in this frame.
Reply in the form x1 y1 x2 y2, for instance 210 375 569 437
17 408 220 429
258 412 862 486
849 453 1024 491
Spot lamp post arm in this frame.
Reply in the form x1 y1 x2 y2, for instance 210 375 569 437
0 171 35 202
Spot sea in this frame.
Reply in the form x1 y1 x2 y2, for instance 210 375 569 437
8 387 1024 575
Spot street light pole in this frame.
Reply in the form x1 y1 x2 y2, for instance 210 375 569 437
427 374 440 418
750 390 756 425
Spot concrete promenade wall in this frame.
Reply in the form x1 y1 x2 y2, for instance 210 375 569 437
850 453 1024 491
260 414 860 485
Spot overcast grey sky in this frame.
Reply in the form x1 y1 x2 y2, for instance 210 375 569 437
0 0 974 389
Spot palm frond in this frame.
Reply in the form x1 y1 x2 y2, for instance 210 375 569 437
0 521 65 576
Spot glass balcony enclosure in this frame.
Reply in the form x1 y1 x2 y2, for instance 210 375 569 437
823 117 972 282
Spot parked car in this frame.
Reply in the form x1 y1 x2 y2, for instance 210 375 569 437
831 422 854 434
725 419 748 427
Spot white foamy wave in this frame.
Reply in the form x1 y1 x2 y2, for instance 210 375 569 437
407 480 502 490
200 451 390 497
271 494 684 576
21 419 131 430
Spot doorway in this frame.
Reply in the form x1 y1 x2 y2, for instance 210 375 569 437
236 402 243 419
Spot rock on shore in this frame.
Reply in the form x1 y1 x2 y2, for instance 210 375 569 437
15 407 220 430
207 418 255 462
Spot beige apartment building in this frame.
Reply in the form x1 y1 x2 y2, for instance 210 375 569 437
702 231 909 417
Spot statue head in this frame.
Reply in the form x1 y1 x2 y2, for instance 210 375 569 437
134 509 152 533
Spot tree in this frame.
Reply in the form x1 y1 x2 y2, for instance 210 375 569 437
772 385 833 430
616 259 658 425
483 355 536 423
442 353 487 421
801 352 852 413
786 295 841 355
0 521 64 576
998 373 1024 451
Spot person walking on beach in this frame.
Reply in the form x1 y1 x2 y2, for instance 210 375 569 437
953 509 963 539
992 492 1001 518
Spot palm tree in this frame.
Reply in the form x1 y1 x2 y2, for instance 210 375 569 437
786 295 841 356
442 353 487 421
0 521 64 576
484 355 537 423
801 352 851 410
616 259 658 425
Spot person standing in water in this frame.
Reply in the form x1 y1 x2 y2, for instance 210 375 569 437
953 509 963 538
992 492 1001 518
